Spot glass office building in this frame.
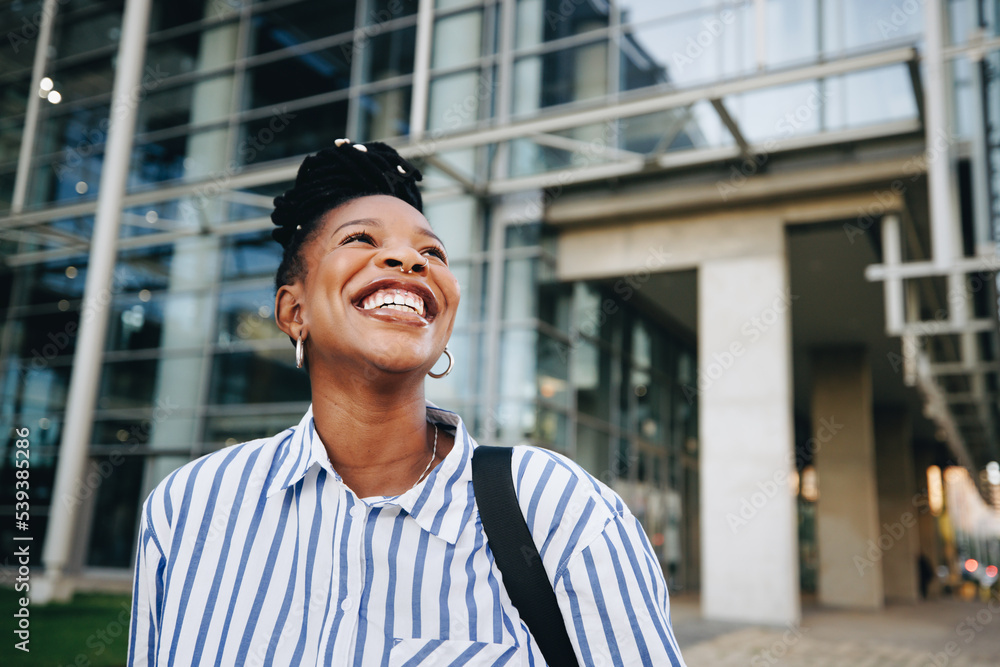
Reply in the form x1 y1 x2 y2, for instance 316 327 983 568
2 0 998 622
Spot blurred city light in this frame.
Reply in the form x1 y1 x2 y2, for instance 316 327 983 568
964 558 978 573
927 465 944 516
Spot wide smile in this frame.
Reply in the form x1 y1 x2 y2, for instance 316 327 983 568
352 278 439 324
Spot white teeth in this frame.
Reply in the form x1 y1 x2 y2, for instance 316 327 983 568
360 288 426 316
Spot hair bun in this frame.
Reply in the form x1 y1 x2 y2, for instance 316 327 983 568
270 140 424 249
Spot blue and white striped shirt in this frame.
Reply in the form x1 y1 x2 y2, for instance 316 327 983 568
129 403 687 666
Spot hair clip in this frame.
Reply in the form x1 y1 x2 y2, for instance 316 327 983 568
334 138 351 146
353 144 368 152
397 165 406 174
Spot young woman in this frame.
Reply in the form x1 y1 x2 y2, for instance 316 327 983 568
128 141 686 666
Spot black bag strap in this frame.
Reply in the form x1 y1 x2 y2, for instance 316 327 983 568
472 446 580 667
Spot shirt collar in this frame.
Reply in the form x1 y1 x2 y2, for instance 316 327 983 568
265 401 476 545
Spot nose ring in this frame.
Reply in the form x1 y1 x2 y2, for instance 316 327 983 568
402 259 429 274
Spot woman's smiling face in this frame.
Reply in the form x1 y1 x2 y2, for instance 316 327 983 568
283 194 460 377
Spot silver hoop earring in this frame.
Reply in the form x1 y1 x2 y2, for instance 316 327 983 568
296 331 305 369
428 346 453 378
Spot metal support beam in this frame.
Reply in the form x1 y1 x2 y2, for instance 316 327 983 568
924 0 961 269
11 0 58 213
35 0 153 604
710 98 750 156
409 0 434 141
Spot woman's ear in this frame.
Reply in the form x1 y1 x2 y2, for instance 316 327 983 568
275 284 304 340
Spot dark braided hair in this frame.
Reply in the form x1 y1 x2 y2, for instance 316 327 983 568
272 139 424 292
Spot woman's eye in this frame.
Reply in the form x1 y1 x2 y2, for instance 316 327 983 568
424 247 447 261
342 231 375 245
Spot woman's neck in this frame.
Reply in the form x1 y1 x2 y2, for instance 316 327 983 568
307 368 452 498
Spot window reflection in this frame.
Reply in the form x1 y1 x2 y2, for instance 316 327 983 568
251 0 356 55
358 86 412 140
53 3 123 59
362 0 418 24
238 101 349 166
515 0 610 50
85 455 144 567
209 350 310 405
432 10 483 69
204 412 306 449
246 47 353 109
221 231 283 281
216 286 284 346
361 27 417 83
514 40 608 113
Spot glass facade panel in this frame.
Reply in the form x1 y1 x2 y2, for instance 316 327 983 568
204 411 307 449
360 26 417 83
0 1 43 74
621 5 754 90
216 285 283 345
84 455 144 567
250 0 357 55
428 70 485 131
53 2 124 59
220 231 283 282
50 55 116 104
238 101 350 166
432 10 483 69
148 0 216 32
513 40 608 113
246 47 353 109
765 0 818 67
362 0 419 25
358 85 412 140
515 0 610 49
208 349 309 405
823 0 923 52
99 356 205 410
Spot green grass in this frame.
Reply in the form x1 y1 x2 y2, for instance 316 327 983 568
1 587 132 667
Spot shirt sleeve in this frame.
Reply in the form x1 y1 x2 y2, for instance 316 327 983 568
555 510 687 667
128 504 165 667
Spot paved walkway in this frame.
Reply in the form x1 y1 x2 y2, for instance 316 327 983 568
670 595 1000 666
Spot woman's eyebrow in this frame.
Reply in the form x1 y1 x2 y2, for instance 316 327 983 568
330 217 445 247
330 218 382 237
418 227 445 246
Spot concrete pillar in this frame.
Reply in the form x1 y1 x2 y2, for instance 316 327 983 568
874 409 920 603
699 226 799 625
812 348 884 609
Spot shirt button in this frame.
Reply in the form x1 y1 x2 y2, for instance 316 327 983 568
341 598 353 611
350 505 364 518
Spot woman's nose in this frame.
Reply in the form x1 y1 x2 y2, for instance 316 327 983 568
376 246 428 274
